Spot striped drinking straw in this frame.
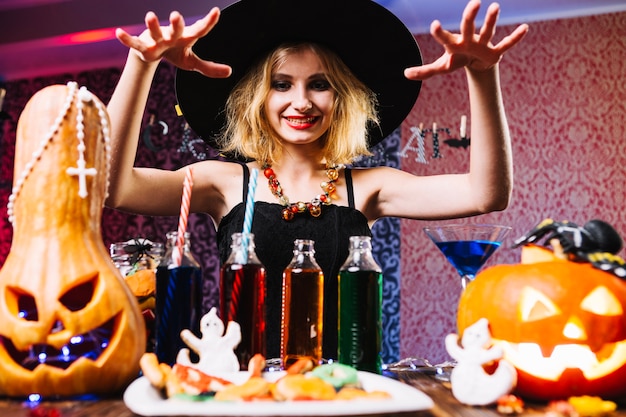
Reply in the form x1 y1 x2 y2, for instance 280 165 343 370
173 166 194 267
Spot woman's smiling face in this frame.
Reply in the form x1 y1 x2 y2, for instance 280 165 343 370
264 48 336 147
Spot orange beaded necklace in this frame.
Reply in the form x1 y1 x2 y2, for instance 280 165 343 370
262 164 340 221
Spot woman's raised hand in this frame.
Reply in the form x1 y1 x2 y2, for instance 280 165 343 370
115 7 232 78
404 0 529 80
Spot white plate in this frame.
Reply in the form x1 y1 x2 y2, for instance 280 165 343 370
123 370 434 416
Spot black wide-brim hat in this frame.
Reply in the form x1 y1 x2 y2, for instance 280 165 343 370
175 0 422 151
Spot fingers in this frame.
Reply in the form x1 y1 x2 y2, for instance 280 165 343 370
429 20 455 47
146 11 164 42
115 28 135 48
170 11 185 40
187 7 222 39
478 3 500 44
460 0 481 43
407 1 529 79
492 23 529 54
181 8 232 77
404 56 450 81
137 9 212 47
191 58 232 79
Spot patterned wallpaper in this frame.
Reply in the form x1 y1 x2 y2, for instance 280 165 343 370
1 11 625 366
400 12 626 363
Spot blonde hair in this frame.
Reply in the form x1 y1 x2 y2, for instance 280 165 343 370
217 42 379 165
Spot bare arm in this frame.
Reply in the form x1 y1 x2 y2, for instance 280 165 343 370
105 9 232 217
357 1 528 222
358 66 511 221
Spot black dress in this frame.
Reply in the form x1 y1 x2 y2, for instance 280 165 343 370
217 163 372 360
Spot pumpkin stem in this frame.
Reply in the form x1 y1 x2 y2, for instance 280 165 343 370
549 238 569 260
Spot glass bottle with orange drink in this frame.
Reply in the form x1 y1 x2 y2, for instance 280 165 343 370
280 239 324 368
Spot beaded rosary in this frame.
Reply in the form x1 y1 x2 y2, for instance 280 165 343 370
6 81 111 226
262 164 341 221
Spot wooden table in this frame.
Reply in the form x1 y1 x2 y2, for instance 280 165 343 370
1 371 625 417
396 372 626 417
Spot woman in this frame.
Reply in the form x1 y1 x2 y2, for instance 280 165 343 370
106 0 528 360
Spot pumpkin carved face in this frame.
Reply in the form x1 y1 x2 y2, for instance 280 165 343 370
0 267 145 397
0 83 145 397
458 245 626 401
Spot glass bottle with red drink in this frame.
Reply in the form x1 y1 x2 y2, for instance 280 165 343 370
281 239 324 368
220 232 266 370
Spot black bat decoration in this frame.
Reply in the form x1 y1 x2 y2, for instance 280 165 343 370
444 137 471 149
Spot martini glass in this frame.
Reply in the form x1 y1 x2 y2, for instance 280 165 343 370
398 224 512 380
423 223 512 289
384 224 511 379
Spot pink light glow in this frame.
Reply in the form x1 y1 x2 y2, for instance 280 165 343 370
60 28 117 45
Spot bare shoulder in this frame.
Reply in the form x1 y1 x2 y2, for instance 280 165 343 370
349 165 426 220
191 159 247 178
186 159 248 218
349 165 410 185
348 166 403 216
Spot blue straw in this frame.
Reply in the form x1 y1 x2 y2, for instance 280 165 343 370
241 168 259 263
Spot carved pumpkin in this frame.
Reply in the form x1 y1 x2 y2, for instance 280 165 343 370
0 83 146 397
457 244 626 400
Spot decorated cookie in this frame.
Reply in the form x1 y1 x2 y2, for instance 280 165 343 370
310 363 359 389
446 318 517 406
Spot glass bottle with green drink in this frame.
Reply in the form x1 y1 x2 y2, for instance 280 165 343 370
338 235 383 374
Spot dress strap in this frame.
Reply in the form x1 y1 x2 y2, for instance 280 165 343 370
241 163 250 202
345 168 355 209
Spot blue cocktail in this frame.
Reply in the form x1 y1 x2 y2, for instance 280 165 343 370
424 224 511 289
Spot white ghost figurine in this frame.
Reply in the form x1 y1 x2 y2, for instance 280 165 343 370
445 318 517 406
176 307 242 374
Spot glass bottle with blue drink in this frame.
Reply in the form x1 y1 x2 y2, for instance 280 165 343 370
338 235 383 374
155 231 202 366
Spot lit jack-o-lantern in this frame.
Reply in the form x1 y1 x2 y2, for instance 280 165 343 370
0 83 146 397
458 243 626 401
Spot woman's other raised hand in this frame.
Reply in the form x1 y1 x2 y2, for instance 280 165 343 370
405 0 529 80
115 8 232 78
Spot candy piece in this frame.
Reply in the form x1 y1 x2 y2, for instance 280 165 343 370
310 363 359 389
124 269 156 297
568 396 617 417
140 353 166 389
214 376 271 401
172 363 233 395
285 357 315 375
29 407 61 417
335 387 391 400
162 364 184 398
546 400 578 417
272 374 336 401
496 394 524 414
